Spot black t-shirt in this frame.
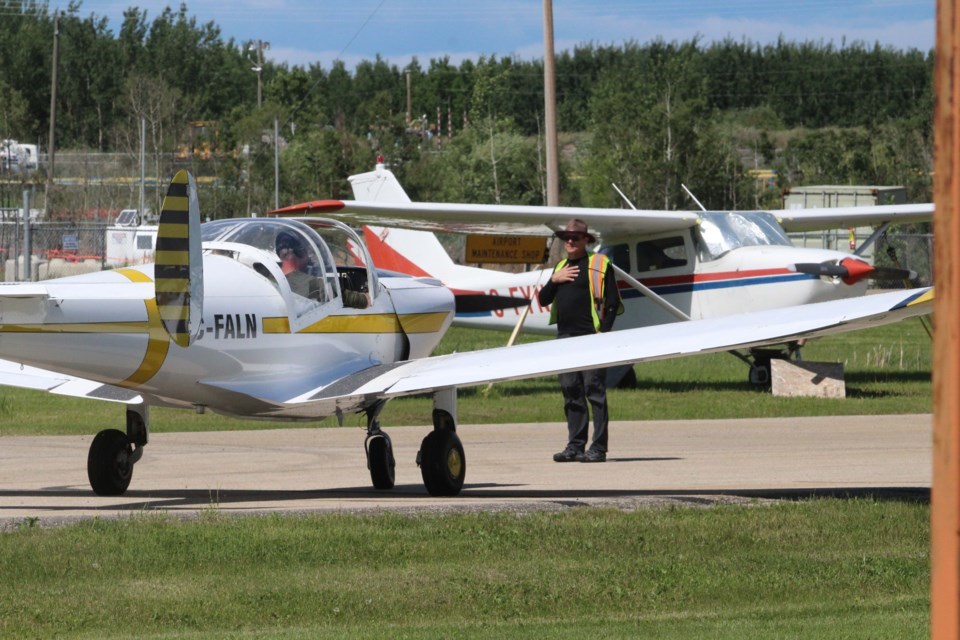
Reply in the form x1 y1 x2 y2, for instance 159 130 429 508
537 254 619 338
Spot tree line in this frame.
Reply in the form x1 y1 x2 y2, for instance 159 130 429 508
0 0 934 217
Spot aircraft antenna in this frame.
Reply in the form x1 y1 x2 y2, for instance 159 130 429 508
681 184 707 212
611 183 637 210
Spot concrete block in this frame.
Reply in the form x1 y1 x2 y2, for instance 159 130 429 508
771 359 845 399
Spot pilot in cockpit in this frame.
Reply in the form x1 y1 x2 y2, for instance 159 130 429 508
276 231 323 301
275 230 369 308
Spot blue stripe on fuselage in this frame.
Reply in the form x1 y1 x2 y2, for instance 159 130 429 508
454 272 818 317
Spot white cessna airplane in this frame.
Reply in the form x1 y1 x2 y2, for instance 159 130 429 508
272 162 933 384
0 172 932 497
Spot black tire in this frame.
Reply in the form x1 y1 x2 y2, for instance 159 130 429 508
87 429 134 496
616 366 637 389
368 435 396 490
419 430 465 497
749 363 770 386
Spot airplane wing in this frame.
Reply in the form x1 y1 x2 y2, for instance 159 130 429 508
0 358 141 403
777 203 933 232
288 287 931 409
271 163 932 238
271 199 933 239
271 200 701 238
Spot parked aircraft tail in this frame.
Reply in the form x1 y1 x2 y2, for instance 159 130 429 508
348 162 534 313
154 170 203 347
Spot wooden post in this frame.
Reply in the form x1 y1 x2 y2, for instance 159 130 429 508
542 0 559 206
932 1 960 637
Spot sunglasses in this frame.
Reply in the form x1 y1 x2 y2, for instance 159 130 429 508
558 232 585 242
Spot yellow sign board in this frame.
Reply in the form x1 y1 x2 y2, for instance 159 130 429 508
464 235 547 264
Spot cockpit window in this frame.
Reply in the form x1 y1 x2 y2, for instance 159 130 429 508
695 211 791 261
201 218 340 310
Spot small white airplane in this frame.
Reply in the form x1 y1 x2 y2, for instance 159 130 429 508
272 162 934 384
0 171 933 498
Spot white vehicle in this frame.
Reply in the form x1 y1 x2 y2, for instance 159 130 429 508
0 139 38 172
273 162 932 383
0 171 932 497
105 210 158 267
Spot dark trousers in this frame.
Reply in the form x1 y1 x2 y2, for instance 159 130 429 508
558 367 608 453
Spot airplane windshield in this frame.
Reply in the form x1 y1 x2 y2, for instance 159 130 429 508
695 211 791 261
201 218 340 309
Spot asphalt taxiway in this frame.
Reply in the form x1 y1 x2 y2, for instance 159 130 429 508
0 414 931 525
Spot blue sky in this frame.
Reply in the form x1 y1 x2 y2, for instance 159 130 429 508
55 0 934 69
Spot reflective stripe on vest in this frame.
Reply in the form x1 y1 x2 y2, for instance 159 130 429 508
548 252 609 331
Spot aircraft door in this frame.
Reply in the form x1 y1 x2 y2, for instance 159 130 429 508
602 231 695 329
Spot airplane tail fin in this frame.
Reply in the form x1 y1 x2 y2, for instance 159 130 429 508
362 224 460 279
154 170 203 348
348 162 533 313
348 161 412 204
348 162 463 281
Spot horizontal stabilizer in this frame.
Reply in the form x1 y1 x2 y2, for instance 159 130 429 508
0 283 49 299
0 359 141 403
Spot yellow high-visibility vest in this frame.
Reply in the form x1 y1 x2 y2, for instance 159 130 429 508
548 252 623 331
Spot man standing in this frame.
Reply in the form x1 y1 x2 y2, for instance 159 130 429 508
537 218 623 463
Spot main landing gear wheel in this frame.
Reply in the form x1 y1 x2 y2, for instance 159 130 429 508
749 363 770 386
87 429 135 496
418 429 466 497
366 433 396 490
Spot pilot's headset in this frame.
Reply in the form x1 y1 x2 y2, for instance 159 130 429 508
276 230 308 261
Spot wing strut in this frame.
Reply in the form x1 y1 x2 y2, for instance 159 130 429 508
610 264 690 321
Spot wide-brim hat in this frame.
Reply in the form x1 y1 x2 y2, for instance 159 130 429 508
555 218 596 243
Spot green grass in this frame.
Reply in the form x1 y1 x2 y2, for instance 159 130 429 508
0 499 929 639
0 320 932 435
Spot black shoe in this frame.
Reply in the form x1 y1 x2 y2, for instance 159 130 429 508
553 448 585 462
581 450 606 463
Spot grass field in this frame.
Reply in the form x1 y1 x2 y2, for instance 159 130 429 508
0 319 933 638
0 500 929 639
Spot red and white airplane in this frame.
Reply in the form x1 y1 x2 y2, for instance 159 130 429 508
273 162 933 383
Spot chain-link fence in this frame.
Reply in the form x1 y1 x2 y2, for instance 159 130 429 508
0 221 114 281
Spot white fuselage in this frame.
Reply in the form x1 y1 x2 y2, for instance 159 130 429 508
0 253 454 420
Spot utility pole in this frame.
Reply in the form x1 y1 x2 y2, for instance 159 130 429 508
248 40 269 108
542 0 559 206
139 117 146 220
931 1 960 637
274 117 280 210
45 13 60 212
406 71 412 127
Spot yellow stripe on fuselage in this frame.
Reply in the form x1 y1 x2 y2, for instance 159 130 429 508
118 296 171 388
0 322 148 333
261 312 448 335
115 269 171 388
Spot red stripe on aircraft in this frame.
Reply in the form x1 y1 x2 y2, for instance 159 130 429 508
362 225 434 278
619 267 795 289
269 199 346 215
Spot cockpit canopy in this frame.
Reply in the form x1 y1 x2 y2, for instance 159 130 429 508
200 217 375 314
695 211 792 261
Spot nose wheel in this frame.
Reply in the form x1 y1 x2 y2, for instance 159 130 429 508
365 431 396 490
417 408 466 496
